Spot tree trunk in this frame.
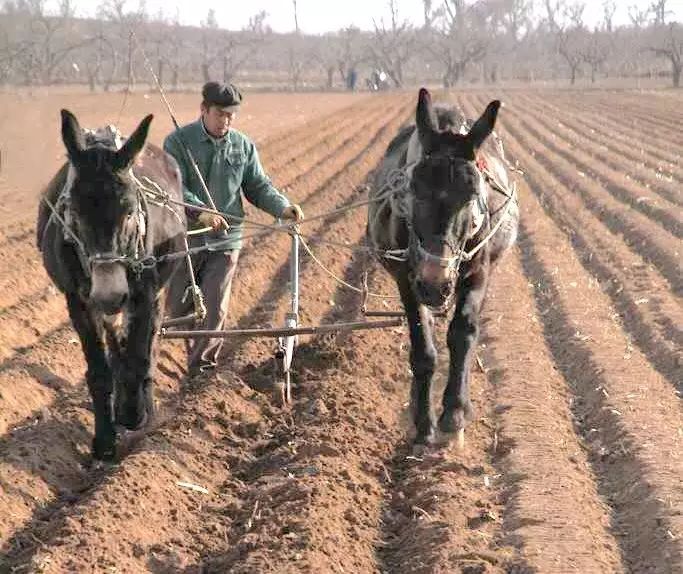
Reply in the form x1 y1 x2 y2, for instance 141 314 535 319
490 63 498 84
672 59 681 88
202 63 210 83
326 65 334 89
570 65 577 85
223 56 231 83
453 62 466 86
338 63 346 83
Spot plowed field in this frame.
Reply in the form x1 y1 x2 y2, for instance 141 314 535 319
0 89 680 573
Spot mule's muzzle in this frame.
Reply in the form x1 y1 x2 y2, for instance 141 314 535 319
415 277 453 308
89 262 129 314
95 293 128 315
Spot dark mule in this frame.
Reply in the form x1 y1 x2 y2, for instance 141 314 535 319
37 110 187 460
368 88 519 447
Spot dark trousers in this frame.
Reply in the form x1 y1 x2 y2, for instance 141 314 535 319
167 248 240 375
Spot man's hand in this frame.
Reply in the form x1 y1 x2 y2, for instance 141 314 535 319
280 204 304 222
197 211 229 231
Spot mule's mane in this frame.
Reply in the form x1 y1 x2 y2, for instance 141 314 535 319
74 126 127 175
385 124 414 155
433 105 467 132
84 125 125 149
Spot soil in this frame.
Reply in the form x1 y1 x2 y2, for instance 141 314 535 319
0 88 680 573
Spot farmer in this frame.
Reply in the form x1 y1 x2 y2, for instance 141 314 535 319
164 81 304 378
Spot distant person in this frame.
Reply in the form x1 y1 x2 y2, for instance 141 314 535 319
371 69 381 90
347 67 358 91
163 81 304 378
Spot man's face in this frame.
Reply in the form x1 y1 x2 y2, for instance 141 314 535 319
201 104 237 138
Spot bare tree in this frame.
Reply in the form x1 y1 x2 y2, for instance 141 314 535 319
370 0 414 87
81 27 117 91
544 0 562 33
423 0 435 29
220 28 265 84
498 0 533 42
647 22 683 87
164 15 184 89
311 34 343 89
581 29 611 82
629 4 650 28
649 0 673 26
424 0 489 87
292 0 299 34
602 0 616 33
0 16 29 84
287 40 305 90
9 0 96 84
336 26 366 84
557 28 584 84
96 0 147 89
563 1 586 29
548 1 589 85
288 1 304 90
198 9 220 82
143 10 171 87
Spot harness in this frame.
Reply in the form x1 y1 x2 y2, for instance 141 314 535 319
387 156 516 262
375 149 518 311
43 127 156 279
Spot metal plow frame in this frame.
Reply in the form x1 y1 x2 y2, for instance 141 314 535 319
160 231 403 404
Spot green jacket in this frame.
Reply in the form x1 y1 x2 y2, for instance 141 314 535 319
163 120 290 250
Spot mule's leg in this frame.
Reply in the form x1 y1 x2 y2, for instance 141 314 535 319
439 268 489 443
104 317 127 424
65 293 116 460
118 283 160 430
397 272 437 445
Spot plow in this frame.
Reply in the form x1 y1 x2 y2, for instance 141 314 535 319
159 221 405 404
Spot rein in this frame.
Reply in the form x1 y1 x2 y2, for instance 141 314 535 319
43 168 156 279
388 155 517 270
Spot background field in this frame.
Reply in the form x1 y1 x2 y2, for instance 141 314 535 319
0 88 680 573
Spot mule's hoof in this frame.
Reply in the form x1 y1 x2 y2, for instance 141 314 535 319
92 437 117 462
413 425 436 448
455 428 465 450
434 427 466 449
118 407 149 431
438 405 471 433
411 442 429 458
90 457 118 471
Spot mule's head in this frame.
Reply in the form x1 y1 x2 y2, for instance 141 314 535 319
409 88 500 307
61 109 153 314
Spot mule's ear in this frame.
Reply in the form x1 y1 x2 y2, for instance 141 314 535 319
416 87 437 147
467 100 500 150
61 109 85 162
115 114 153 170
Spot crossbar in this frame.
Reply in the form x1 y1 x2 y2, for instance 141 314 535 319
161 313 198 328
160 318 404 339
363 310 447 318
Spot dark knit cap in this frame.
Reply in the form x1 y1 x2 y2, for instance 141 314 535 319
201 81 242 109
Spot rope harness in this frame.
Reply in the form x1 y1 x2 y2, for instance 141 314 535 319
371 156 517 265
43 116 516 316
43 127 155 279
